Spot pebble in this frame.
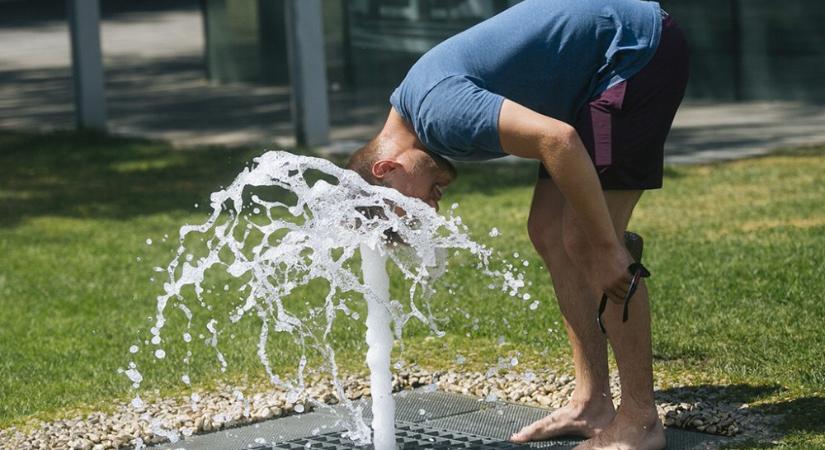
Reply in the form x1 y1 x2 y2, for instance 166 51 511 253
0 369 781 449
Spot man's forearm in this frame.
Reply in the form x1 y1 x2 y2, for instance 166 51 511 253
497 98 622 251
539 127 621 251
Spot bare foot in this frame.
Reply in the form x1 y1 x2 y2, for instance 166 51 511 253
573 409 665 450
509 398 616 443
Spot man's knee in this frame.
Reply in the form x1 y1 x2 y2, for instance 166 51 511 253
527 210 561 258
561 226 589 266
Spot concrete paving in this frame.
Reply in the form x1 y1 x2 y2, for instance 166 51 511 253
2 2 824 163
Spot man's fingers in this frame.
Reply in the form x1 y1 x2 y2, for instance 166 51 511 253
606 273 634 303
607 288 626 304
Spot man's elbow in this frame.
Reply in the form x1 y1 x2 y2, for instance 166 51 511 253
538 122 579 161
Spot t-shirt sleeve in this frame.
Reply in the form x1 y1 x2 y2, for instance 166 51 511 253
414 75 506 161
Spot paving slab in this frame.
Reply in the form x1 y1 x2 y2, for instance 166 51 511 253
153 391 727 450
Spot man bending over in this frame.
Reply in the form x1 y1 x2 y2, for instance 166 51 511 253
346 0 689 448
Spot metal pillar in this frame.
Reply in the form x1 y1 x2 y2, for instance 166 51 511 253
67 0 107 130
284 0 330 148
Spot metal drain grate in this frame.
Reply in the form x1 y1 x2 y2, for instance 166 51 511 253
153 391 729 450
254 422 527 450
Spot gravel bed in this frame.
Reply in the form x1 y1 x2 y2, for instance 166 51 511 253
0 369 782 450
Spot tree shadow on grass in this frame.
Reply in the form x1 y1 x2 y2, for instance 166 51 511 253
0 129 267 227
0 128 696 228
729 396 825 449
656 383 825 448
449 161 538 196
658 383 783 405
449 159 689 196
0 130 549 228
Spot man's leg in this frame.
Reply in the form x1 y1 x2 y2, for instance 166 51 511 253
511 178 616 442
513 182 665 450
563 190 664 450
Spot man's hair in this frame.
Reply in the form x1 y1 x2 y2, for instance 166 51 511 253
346 134 457 185
346 135 384 185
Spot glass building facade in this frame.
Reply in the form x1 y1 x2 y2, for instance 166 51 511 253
204 0 825 103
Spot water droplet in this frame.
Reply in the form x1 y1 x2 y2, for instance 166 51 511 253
124 367 142 384
523 371 536 383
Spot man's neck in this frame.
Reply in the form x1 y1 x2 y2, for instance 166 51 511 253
382 108 424 154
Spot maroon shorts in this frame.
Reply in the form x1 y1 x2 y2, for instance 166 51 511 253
538 14 690 190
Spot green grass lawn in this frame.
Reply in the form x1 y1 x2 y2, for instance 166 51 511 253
1 130 824 448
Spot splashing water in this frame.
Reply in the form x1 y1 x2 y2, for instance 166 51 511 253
127 151 527 448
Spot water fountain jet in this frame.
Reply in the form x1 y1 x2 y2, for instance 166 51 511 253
126 151 527 449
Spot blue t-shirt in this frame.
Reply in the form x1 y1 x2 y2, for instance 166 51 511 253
389 0 663 161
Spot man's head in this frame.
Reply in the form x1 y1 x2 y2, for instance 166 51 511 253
347 110 457 211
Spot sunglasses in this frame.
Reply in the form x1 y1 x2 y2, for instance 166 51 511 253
597 262 651 334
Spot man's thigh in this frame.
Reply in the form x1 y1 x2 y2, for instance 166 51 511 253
560 189 643 244
528 177 566 234
602 190 643 237
530 177 642 233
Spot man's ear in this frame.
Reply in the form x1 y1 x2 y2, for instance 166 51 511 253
371 159 402 181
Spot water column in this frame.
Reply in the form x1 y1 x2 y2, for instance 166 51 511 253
359 243 396 450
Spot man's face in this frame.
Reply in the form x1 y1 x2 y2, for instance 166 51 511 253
383 149 456 211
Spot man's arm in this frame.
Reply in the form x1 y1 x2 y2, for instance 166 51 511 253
497 98 633 301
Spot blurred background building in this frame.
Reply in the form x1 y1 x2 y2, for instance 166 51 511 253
2 0 824 154
203 0 825 102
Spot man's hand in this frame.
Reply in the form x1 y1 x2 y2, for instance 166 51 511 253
600 243 636 304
